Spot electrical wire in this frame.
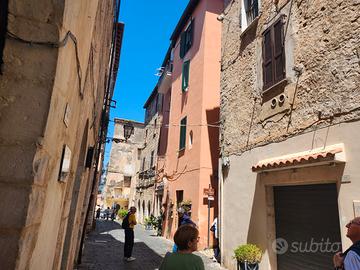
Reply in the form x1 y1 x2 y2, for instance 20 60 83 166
6 30 83 97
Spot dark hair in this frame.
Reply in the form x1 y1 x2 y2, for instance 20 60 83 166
174 225 199 250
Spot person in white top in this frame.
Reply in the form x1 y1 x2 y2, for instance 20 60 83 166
333 217 360 270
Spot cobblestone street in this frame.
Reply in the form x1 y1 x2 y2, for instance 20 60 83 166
76 220 227 270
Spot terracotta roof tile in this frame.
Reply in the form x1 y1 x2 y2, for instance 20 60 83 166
252 145 344 172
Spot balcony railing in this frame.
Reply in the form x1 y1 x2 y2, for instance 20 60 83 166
157 60 173 94
136 178 156 189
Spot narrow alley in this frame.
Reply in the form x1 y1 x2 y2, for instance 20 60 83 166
77 220 226 270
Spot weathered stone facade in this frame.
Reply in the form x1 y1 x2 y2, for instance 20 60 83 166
103 119 144 210
0 0 119 269
220 1 360 269
135 89 163 223
220 0 360 157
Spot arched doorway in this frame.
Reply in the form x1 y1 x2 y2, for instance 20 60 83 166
137 200 141 221
142 200 145 223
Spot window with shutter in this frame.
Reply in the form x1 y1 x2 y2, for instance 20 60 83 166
179 19 194 59
182 60 190 91
245 0 259 24
179 117 187 150
262 16 285 91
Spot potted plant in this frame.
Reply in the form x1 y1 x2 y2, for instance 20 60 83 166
117 209 128 221
144 217 153 230
234 244 262 270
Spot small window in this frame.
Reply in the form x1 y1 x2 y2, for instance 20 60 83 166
245 0 259 25
58 145 72 182
180 19 194 59
176 190 184 208
189 130 193 149
153 119 157 138
124 176 131 188
179 117 187 150
182 60 190 91
262 16 285 90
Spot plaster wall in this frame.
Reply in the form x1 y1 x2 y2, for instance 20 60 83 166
220 0 360 157
164 0 222 248
104 120 144 209
221 121 360 270
0 0 114 269
135 109 162 222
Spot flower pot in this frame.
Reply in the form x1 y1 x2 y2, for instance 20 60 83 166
237 261 259 270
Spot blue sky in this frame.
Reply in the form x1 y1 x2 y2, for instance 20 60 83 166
104 1 189 165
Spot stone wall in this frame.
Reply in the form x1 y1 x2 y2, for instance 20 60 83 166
0 0 115 269
220 0 360 157
104 120 144 209
135 110 162 222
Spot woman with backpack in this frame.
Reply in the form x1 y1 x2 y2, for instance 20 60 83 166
122 206 137 262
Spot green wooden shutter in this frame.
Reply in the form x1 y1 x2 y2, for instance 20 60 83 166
180 32 186 59
179 117 187 150
186 19 194 50
182 60 190 91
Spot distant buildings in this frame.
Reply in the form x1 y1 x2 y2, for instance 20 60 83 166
108 0 223 250
103 119 144 211
135 87 163 223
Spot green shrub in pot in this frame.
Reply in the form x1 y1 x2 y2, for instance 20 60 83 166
234 244 262 270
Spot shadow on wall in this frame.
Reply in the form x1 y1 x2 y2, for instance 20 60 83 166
206 107 220 172
239 19 258 53
77 220 165 270
246 175 268 261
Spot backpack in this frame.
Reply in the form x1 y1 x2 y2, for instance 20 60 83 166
121 213 130 229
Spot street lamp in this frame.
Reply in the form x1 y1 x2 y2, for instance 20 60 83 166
123 123 134 141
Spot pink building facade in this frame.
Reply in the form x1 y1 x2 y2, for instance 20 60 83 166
157 0 223 249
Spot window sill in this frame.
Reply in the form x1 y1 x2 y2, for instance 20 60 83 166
178 148 185 157
261 78 289 103
240 14 261 38
263 78 289 94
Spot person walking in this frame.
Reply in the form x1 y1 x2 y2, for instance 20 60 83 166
210 217 220 262
333 216 360 270
95 207 101 219
178 207 196 227
160 225 205 270
123 206 137 262
173 208 196 252
105 207 110 220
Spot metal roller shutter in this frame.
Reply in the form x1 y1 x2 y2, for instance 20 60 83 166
274 184 342 270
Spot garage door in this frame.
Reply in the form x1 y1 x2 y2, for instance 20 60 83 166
274 184 342 270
